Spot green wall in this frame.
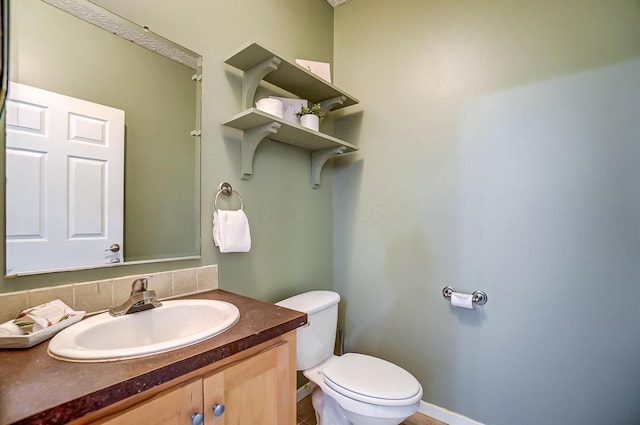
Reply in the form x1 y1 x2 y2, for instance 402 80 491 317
0 0 335 297
333 1 640 424
6 1 639 424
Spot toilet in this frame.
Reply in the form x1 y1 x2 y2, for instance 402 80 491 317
276 291 423 425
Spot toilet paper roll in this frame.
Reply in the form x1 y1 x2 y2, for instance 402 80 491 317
256 98 284 119
0 321 24 336
451 292 474 309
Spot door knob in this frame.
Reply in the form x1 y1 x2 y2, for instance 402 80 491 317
105 243 120 252
191 413 204 425
212 403 225 417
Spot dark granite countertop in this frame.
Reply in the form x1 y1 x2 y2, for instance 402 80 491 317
0 289 306 425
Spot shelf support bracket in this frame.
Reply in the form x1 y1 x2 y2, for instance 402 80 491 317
241 122 282 180
311 146 347 189
242 56 282 109
320 95 347 113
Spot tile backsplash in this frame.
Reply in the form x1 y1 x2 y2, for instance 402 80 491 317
0 265 218 323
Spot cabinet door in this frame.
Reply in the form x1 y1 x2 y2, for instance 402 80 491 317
96 379 203 425
203 342 293 425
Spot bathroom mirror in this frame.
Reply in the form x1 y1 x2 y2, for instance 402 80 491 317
5 0 202 276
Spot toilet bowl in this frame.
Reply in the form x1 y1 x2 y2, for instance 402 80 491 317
276 291 423 425
305 353 422 425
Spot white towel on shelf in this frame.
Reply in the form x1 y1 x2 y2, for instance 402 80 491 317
213 209 251 253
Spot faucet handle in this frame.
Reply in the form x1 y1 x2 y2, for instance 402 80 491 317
130 277 149 294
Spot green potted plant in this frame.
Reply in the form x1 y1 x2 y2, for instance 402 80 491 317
296 103 325 131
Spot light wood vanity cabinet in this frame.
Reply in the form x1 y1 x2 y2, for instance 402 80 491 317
92 334 295 425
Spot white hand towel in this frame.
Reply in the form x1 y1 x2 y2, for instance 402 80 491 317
213 210 221 247
212 209 251 253
0 321 24 336
451 292 474 309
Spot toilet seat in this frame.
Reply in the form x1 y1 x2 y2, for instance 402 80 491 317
322 353 422 407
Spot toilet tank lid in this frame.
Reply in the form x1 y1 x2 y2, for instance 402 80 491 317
276 290 340 314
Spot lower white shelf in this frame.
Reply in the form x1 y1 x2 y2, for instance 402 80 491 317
222 108 358 188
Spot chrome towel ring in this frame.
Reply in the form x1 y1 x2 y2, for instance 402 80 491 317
214 182 244 211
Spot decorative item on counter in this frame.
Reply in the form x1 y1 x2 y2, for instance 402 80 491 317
13 299 78 334
0 299 85 349
255 97 284 118
296 103 325 132
295 59 332 83
268 96 308 125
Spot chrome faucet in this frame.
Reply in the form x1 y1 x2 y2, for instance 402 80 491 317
109 277 162 316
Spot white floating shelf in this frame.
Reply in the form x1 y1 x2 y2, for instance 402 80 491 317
223 108 357 152
223 109 357 187
225 41 359 110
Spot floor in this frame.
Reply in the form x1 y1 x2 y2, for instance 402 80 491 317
296 395 447 425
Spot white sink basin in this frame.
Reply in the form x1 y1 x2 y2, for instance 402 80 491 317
48 299 240 362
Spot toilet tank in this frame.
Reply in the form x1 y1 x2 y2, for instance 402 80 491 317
276 290 340 371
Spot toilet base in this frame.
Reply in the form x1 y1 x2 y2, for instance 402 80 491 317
312 387 350 425
311 387 414 425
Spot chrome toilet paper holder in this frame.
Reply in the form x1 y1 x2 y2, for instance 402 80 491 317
442 286 488 305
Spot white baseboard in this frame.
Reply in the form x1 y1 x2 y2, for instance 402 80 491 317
419 400 484 425
297 388 483 425
296 382 318 403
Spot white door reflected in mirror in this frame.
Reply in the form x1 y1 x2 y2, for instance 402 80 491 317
5 82 124 275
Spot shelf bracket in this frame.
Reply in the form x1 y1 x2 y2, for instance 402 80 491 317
311 146 347 189
242 56 282 109
320 95 347 113
241 121 282 180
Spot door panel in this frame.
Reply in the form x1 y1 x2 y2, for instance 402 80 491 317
96 379 203 425
203 342 293 425
5 148 46 238
68 156 106 237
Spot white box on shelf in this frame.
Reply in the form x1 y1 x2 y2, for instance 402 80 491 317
295 59 331 83
256 97 284 118
269 96 308 125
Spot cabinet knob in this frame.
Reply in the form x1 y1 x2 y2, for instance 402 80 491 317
191 413 204 425
212 403 225 417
